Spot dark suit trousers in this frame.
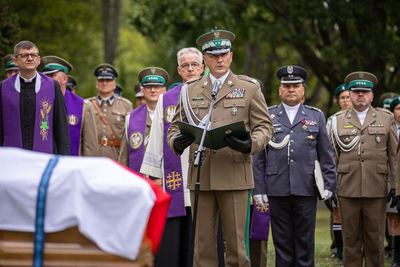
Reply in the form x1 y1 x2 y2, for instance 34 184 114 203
338 197 386 267
269 196 317 267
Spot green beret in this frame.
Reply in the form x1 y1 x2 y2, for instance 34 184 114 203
196 28 235 54
40 56 73 75
344 71 377 91
390 96 400 112
138 67 169 86
335 83 349 98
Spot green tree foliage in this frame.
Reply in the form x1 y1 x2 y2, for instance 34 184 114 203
0 0 20 77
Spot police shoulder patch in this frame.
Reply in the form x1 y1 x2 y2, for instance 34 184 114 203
237 75 257 84
304 105 322 113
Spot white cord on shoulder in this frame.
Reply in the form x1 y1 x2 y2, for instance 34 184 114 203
331 115 360 155
268 134 291 165
181 83 210 129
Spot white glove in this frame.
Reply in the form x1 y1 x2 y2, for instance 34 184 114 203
324 189 332 199
253 194 268 208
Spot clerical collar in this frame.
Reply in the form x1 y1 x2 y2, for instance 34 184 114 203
20 72 37 83
97 95 116 106
209 70 230 88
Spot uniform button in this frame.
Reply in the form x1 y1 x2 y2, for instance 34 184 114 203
103 135 106 138
213 119 217 123
290 130 294 133
104 103 108 106
104 114 107 117
268 172 271 175
103 109 107 112
103 130 106 133
361 159 364 162
361 141 364 144
361 150 364 153
117 112 120 115
213 150 217 153
103 125 106 128
291 140 294 143
290 159 294 163
290 149 294 152
361 130 364 135
213 106 217 109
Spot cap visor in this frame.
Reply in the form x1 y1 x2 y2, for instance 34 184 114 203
42 69 61 75
350 87 372 91
97 76 115 80
280 79 303 84
6 67 19 71
135 92 144 97
205 48 231 54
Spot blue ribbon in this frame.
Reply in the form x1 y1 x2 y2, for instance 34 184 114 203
33 155 61 267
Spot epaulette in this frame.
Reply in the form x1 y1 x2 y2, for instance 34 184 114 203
186 76 202 84
84 99 90 104
117 96 133 105
376 107 393 114
268 105 278 110
237 75 257 84
86 96 96 101
333 109 346 117
304 105 322 113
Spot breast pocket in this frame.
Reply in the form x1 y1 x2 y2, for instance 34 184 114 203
190 101 209 118
338 129 358 145
367 127 387 147
302 126 319 147
223 99 246 122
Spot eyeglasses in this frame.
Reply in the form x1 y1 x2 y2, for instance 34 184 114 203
339 96 350 101
16 53 40 59
180 62 201 70
143 85 164 90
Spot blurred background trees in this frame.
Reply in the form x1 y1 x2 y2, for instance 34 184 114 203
2 0 400 113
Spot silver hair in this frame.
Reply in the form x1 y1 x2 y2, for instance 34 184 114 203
177 47 203 66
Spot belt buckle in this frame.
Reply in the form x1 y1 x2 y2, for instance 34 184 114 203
101 137 108 147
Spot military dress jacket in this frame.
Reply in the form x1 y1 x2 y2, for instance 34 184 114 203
253 103 337 196
331 107 398 198
86 95 133 161
167 71 273 191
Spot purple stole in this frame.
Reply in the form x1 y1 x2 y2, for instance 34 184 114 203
250 155 270 240
163 84 186 218
128 104 148 172
2 73 54 153
64 90 84 156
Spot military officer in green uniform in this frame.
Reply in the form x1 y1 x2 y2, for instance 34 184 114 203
167 29 273 267
87 64 133 161
3 54 19 78
330 71 398 267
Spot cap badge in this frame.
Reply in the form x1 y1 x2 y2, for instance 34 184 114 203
287 66 294 74
214 31 220 39
151 68 156 74
359 72 364 79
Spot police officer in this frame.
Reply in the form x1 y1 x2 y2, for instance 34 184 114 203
330 71 398 266
252 65 337 266
119 67 168 173
167 28 273 267
114 83 123 97
40 56 98 156
3 54 19 78
87 63 133 161
134 82 146 108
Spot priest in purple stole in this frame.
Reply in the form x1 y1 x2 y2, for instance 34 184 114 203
0 41 70 155
119 66 169 171
140 48 205 267
39 55 98 156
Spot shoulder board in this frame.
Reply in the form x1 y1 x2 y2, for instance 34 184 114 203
84 99 90 104
86 96 96 101
304 105 322 113
186 76 202 84
118 96 133 105
268 105 278 110
332 109 346 117
237 75 257 84
375 107 393 114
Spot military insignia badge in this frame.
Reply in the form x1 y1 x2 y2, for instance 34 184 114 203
166 171 182 190
214 31 220 39
351 129 357 135
228 80 233 85
272 136 276 142
129 131 143 150
344 136 351 143
164 105 177 123
67 114 78 126
375 134 382 143
307 135 315 140
287 66 294 74
271 114 275 120
359 72 364 78
151 68 156 74
302 124 308 130
225 130 232 134
231 106 238 116
39 98 52 141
